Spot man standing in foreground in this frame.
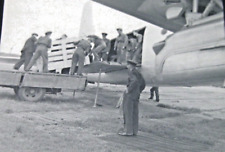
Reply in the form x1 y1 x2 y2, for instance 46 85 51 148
25 31 52 73
118 60 146 136
14 33 38 70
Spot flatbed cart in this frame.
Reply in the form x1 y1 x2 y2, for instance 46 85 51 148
0 70 87 102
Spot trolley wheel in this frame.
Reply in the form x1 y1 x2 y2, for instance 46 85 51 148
18 87 46 102
13 87 19 95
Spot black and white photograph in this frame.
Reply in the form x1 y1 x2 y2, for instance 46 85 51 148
0 0 225 151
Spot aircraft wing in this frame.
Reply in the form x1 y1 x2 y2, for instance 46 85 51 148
83 61 127 73
0 52 19 64
92 0 187 32
92 0 223 32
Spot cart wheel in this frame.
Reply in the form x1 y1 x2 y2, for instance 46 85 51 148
13 87 19 95
18 87 46 102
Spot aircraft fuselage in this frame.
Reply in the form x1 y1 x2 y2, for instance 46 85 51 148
142 13 225 87
87 13 225 87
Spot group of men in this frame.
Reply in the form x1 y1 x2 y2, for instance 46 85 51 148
114 28 143 64
13 30 159 137
69 28 143 76
14 31 52 73
14 28 143 76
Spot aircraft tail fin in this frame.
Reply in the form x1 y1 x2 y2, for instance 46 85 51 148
79 0 95 39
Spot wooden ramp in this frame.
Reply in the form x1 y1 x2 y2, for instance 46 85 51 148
99 132 210 152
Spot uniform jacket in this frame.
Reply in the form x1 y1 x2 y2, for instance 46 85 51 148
102 38 111 53
37 36 52 48
21 36 37 53
74 39 92 55
114 33 128 49
93 38 106 48
126 68 146 101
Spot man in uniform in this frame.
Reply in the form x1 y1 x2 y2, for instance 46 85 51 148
114 28 128 64
126 38 137 61
132 31 143 64
13 33 38 70
149 87 160 102
101 32 111 62
25 31 52 73
118 60 146 136
88 35 106 61
69 39 91 76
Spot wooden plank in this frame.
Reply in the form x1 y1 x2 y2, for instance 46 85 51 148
51 45 63 50
48 61 72 72
66 49 75 54
48 56 63 62
62 40 68 62
0 70 23 86
65 43 75 48
52 37 79 45
48 50 63 57
66 54 73 59
21 72 86 90
48 49 74 57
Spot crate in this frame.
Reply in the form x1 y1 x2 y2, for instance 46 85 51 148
48 37 78 72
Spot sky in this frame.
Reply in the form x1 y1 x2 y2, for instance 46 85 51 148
0 0 162 54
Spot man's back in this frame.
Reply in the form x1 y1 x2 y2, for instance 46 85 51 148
37 36 52 48
94 38 106 48
77 39 91 50
133 68 146 93
22 36 37 52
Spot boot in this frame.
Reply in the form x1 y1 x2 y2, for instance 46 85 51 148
148 89 154 100
148 96 153 100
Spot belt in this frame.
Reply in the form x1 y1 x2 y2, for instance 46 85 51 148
38 43 48 47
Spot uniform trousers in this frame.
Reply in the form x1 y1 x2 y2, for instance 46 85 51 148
116 43 126 64
14 51 33 70
92 45 106 61
70 48 85 75
123 93 139 135
25 45 48 73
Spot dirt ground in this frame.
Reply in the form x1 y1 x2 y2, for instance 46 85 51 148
0 84 225 152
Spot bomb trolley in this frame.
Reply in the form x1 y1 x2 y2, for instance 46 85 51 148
0 70 87 102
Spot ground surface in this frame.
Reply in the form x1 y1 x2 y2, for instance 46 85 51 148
0 84 225 152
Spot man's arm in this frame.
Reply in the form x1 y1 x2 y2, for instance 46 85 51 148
106 40 111 53
47 39 52 48
73 40 80 46
139 73 146 92
114 38 117 50
84 44 92 56
127 73 138 93
22 38 31 50
123 34 128 48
